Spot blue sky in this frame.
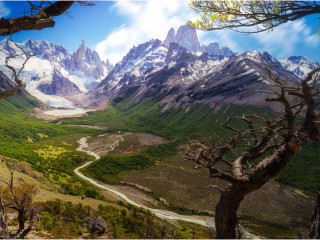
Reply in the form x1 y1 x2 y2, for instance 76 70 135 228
1 1 319 64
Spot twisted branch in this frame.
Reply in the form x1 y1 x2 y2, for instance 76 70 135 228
0 38 35 99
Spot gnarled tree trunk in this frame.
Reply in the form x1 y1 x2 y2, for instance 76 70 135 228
310 188 320 238
215 185 246 238
215 143 299 238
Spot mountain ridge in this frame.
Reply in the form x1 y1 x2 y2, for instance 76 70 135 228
86 28 300 111
1 24 318 111
0 38 113 107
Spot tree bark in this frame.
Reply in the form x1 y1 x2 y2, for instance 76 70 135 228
0 197 9 238
0 1 75 36
310 188 320 238
215 185 246 239
18 210 25 232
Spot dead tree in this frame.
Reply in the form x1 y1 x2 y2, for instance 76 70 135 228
186 67 320 238
0 159 39 239
0 37 36 100
0 197 9 238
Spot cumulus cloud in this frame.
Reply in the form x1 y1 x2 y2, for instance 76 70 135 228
96 1 320 64
0 2 11 18
95 0 198 64
254 19 320 59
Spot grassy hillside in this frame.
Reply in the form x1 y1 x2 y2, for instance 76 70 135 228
0 160 213 239
0 92 40 113
0 93 109 198
56 97 272 141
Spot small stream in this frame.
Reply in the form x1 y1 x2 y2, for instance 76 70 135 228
74 135 259 238
74 135 216 228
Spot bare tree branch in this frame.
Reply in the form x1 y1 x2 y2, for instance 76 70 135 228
189 1 320 34
0 38 36 100
186 66 320 238
0 1 75 36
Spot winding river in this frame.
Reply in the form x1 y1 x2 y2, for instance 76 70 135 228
74 134 258 238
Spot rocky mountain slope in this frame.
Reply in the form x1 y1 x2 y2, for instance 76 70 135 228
85 39 228 108
1 23 317 111
0 38 112 107
86 25 300 110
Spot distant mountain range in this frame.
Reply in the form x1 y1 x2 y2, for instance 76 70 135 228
86 41 299 110
0 38 112 107
85 24 310 110
0 24 319 110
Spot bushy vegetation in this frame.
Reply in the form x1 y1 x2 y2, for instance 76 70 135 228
82 154 155 183
2 93 319 198
0 94 106 198
142 141 180 159
36 199 213 239
277 143 320 195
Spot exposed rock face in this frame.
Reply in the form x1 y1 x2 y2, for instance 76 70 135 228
72 39 113 80
163 28 177 48
37 70 82 95
175 22 201 52
0 70 15 91
163 23 234 57
163 23 200 52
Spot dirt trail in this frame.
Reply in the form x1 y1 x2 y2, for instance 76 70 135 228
74 134 259 238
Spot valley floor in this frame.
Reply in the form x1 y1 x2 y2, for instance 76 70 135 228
0 98 316 239
70 125 314 238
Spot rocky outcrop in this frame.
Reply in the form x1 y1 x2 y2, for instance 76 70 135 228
163 22 200 52
163 28 177 48
71 39 112 80
175 22 201 52
163 23 234 58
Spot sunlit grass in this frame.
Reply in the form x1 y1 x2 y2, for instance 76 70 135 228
35 145 69 160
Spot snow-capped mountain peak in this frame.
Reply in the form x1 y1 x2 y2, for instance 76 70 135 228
280 55 320 79
0 38 113 107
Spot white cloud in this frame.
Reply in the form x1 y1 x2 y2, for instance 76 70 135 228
95 0 198 64
96 1 320 64
0 2 11 18
254 19 320 59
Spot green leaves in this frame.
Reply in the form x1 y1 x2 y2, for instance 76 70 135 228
189 0 320 34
